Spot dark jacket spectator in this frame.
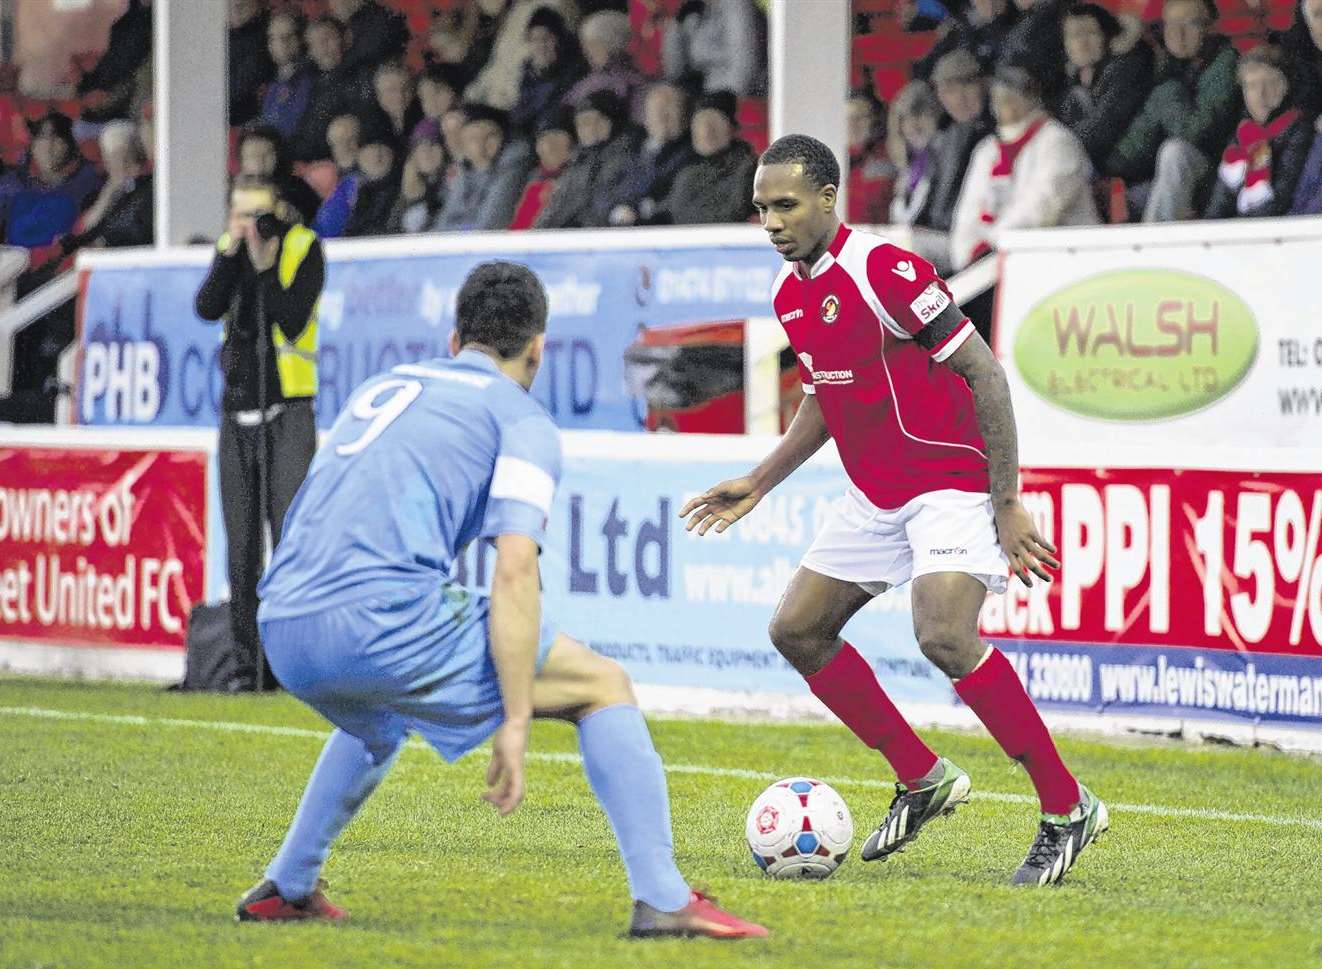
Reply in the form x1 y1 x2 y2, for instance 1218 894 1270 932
0 114 102 247
1105 4 1240 181
434 105 534 230
330 0 408 89
566 11 649 120
1105 0 1240 220
261 10 316 142
1000 0 1069 102
928 50 995 232
237 123 323 226
1289 122 1322 212
229 0 275 126
511 108 577 228
915 0 1021 79
76 0 152 123
64 120 153 252
414 64 469 144
1276 0 1322 114
656 90 756 224
388 128 451 233
313 131 404 239
662 0 766 97
1057 4 1155 168
291 17 362 162
1206 45 1315 218
536 91 642 228
604 82 697 225
366 63 423 151
343 139 402 236
511 8 589 136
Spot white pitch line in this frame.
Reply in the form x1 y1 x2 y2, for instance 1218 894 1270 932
5 705 1322 833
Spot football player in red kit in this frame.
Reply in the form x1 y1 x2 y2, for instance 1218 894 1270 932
680 134 1107 886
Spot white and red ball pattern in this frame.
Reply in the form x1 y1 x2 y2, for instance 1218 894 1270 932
745 777 853 879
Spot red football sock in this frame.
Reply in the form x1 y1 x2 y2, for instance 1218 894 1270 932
955 647 1080 815
806 641 938 785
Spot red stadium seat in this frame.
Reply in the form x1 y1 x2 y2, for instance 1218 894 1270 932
0 95 27 164
871 67 909 101
736 97 766 129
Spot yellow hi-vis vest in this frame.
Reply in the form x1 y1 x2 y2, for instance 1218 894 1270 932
215 223 320 398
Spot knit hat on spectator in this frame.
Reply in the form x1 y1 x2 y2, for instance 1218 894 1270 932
1061 2 1122 42
463 103 511 137
527 7 571 36
537 105 578 140
693 90 739 127
931 50 982 85
574 89 628 126
422 63 468 98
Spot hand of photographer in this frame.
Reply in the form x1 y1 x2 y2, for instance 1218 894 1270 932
244 220 280 272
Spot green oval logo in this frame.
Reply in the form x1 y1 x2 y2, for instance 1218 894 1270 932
1013 269 1259 421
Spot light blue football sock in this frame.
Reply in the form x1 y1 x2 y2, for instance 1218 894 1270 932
266 728 401 901
577 704 691 911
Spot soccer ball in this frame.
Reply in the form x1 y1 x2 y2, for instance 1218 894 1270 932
745 777 853 879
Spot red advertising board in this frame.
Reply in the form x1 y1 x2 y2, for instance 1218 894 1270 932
981 466 1322 657
0 445 207 649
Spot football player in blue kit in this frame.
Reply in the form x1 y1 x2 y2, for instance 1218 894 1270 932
235 261 765 940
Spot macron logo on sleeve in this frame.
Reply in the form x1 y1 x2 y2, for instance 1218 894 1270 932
891 260 918 282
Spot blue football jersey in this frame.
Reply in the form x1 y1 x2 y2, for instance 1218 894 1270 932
257 349 562 620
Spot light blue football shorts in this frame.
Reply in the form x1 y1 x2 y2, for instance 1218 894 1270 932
260 581 558 764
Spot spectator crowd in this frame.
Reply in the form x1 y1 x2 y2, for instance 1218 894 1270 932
1 0 1321 288
855 0 1322 270
0 0 771 293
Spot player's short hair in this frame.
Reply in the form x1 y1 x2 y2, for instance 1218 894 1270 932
759 135 841 192
455 261 549 359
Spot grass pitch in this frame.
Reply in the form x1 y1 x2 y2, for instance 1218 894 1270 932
2 677 1321 969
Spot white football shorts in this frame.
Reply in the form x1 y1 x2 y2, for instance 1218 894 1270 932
800 487 1009 596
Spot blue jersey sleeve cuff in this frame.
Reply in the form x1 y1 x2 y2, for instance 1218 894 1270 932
481 497 549 548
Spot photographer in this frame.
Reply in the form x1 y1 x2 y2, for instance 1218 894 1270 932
195 175 324 691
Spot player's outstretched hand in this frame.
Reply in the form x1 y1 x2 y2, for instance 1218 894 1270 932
679 476 762 536
993 500 1060 587
482 719 529 817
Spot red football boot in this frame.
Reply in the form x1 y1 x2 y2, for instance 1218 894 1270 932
628 890 769 939
235 878 347 923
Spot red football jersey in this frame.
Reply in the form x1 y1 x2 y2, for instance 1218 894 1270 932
772 224 990 508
